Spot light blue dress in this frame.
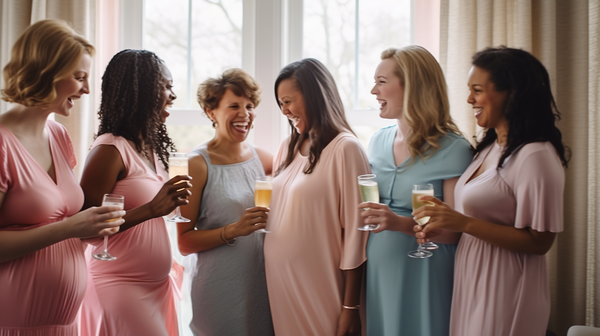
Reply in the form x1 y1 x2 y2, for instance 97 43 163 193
366 125 472 336
188 143 274 336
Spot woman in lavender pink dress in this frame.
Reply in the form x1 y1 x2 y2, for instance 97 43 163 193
413 47 569 336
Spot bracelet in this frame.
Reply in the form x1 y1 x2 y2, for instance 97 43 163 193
342 305 360 310
220 225 236 246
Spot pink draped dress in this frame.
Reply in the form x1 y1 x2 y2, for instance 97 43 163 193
264 133 370 336
451 142 564 336
79 134 182 336
0 121 86 336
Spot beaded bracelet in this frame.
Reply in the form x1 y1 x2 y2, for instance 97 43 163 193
220 225 236 246
342 305 360 310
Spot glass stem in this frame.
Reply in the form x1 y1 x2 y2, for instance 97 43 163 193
103 236 109 253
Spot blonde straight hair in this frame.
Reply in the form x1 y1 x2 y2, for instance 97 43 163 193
381 46 462 161
2 19 95 107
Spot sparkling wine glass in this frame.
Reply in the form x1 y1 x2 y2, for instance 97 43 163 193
254 177 272 233
357 174 380 231
166 152 191 223
93 193 124 261
408 184 435 258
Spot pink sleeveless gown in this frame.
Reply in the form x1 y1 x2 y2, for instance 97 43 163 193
0 121 86 336
79 134 182 336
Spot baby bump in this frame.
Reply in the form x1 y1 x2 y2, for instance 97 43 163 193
89 219 173 281
0 238 87 327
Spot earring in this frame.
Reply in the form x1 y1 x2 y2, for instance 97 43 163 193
212 121 218 128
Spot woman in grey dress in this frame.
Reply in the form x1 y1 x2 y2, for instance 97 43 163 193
176 68 274 336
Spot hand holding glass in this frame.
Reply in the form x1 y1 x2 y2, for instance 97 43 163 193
357 174 380 231
167 152 191 223
254 177 272 233
408 184 435 258
93 194 124 261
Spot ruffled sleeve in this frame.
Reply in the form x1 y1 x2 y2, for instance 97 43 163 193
504 142 565 232
334 134 371 270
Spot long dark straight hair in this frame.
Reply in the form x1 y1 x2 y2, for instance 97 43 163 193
472 47 569 168
274 58 354 175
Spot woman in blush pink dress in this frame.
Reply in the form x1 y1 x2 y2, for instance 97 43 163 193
264 58 370 336
79 50 192 336
0 20 124 336
413 47 569 336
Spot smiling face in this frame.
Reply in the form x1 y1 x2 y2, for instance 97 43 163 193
158 62 176 123
371 58 405 120
207 88 256 143
467 66 508 131
51 52 92 116
277 79 308 134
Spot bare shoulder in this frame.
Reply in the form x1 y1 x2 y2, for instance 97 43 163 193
254 146 274 175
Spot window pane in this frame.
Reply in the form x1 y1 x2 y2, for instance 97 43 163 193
167 125 215 153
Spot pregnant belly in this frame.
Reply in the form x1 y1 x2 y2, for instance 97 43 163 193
89 219 173 282
0 238 87 327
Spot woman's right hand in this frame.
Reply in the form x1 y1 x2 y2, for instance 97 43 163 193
227 207 269 237
65 206 125 239
148 175 193 218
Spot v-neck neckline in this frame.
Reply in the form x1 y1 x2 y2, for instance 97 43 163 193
389 126 410 168
464 142 501 185
0 123 59 186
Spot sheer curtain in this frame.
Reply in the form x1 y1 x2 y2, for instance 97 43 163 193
439 0 597 334
0 0 97 176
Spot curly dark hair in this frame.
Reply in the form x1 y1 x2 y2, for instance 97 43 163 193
472 46 570 168
274 58 354 175
97 49 175 169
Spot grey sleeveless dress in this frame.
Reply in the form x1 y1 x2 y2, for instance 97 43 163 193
188 143 274 336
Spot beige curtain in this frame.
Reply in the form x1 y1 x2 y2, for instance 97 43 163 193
0 0 96 176
440 0 596 334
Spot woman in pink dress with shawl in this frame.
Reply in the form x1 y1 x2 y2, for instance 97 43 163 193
0 20 124 336
413 47 569 335
79 50 192 336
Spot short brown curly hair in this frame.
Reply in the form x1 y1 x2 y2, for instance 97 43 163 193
2 19 95 107
197 68 261 117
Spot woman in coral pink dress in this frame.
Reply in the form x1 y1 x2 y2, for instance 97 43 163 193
0 20 124 336
413 47 569 336
264 58 370 336
79 50 192 336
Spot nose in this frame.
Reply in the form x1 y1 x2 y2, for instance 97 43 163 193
170 90 177 101
370 83 378 95
466 90 475 105
81 79 90 95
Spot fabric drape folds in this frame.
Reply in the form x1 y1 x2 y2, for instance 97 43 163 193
440 0 598 334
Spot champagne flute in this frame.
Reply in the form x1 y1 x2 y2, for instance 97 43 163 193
166 152 191 223
93 193 124 261
254 177 272 233
408 184 435 258
357 174 380 231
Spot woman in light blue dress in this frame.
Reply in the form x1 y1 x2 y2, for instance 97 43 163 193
359 46 472 336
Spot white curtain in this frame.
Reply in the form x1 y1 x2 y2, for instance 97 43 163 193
440 0 597 334
0 0 97 176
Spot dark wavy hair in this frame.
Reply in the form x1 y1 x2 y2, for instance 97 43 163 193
274 58 354 175
472 47 569 168
97 49 175 169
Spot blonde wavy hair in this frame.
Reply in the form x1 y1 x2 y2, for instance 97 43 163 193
381 45 462 162
2 19 95 107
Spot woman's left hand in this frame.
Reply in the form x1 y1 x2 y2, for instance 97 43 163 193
412 196 469 234
336 309 361 336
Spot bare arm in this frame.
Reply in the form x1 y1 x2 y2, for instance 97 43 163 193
414 196 556 255
0 191 124 263
255 146 274 176
337 263 365 336
177 154 268 255
80 145 191 233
